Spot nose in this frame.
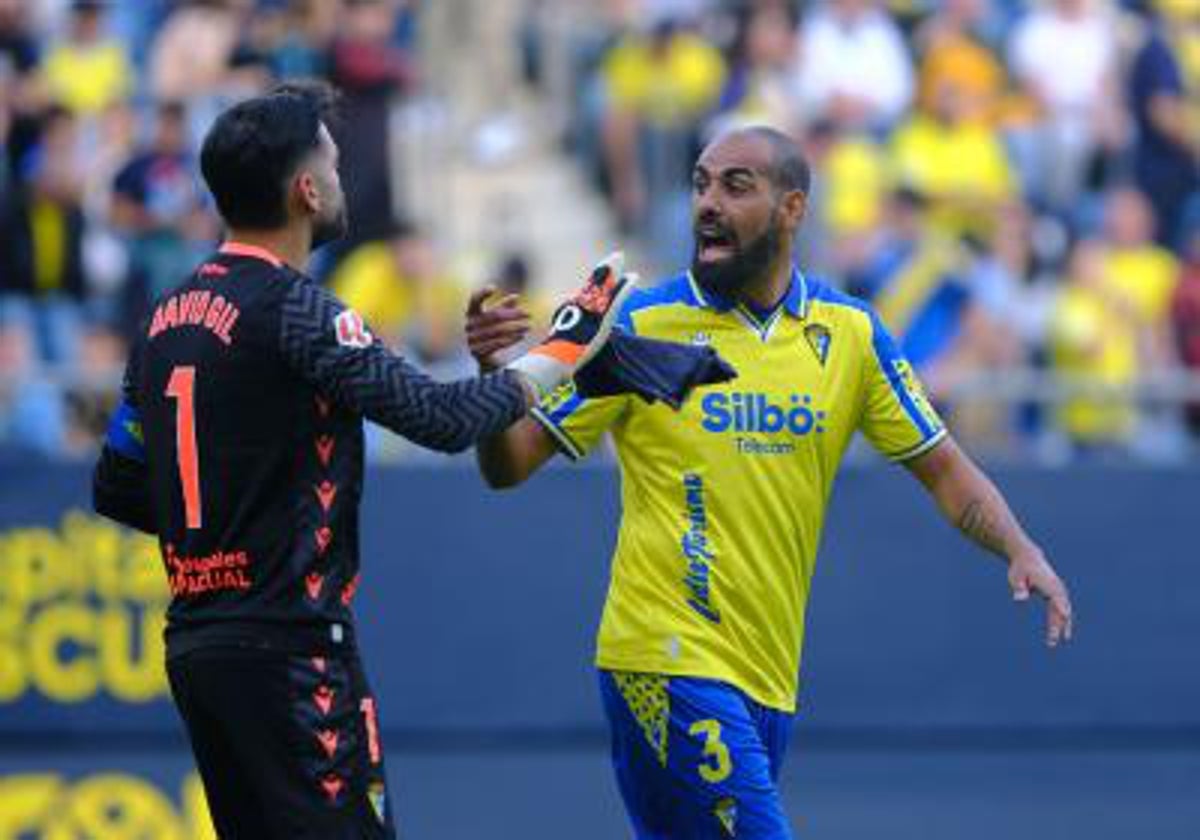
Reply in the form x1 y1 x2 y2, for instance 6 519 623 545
695 193 723 225
693 182 722 218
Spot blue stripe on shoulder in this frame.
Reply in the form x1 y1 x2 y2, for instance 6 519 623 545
616 273 699 334
805 276 873 314
806 278 937 439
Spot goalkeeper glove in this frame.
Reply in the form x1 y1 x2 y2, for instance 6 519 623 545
574 332 737 409
508 252 636 395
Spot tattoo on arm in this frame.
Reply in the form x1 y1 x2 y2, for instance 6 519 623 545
957 499 1009 556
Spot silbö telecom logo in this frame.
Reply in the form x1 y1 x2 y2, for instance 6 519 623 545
700 391 827 455
681 473 720 624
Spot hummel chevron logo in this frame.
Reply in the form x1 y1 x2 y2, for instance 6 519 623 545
315 435 335 466
305 572 323 600
314 685 334 715
315 481 337 512
317 729 339 759
315 526 332 556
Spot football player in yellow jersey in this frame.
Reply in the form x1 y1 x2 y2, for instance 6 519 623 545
466 127 1073 839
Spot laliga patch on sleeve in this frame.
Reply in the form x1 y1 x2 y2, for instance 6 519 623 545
334 309 374 348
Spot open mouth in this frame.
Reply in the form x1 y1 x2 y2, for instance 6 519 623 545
695 225 737 262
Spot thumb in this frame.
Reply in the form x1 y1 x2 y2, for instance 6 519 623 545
1010 569 1031 602
590 250 628 286
467 285 497 316
594 251 625 284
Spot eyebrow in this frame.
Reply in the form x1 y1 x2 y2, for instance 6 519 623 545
694 164 760 181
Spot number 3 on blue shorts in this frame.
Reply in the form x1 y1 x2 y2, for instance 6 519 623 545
689 718 733 783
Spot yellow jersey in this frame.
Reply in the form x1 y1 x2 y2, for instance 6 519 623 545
601 32 727 128
42 43 132 115
1102 246 1180 326
1050 285 1139 443
533 270 946 712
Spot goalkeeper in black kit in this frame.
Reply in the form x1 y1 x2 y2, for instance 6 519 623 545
90 81 652 839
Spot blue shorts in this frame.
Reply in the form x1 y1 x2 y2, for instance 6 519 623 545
598 669 795 839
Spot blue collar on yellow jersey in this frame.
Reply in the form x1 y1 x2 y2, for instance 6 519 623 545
686 266 810 321
682 266 811 339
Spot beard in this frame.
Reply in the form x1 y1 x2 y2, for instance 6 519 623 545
312 201 348 250
691 214 784 300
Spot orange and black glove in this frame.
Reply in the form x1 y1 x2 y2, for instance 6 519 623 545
508 252 637 395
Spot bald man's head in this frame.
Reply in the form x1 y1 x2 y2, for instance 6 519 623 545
730 126 811 197
690 127 810 298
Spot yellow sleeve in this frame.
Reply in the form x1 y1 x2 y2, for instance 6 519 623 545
857 308 947 461
531 382 631 461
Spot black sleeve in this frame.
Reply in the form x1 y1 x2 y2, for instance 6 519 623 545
278 276 529 453
93 336 157 534
94 447 157 534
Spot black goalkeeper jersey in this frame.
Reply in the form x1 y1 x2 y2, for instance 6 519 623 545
94 242 527 656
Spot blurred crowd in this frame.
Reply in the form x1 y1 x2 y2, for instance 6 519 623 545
549 0 1200 460
3 0 1200 463
0 0 496 459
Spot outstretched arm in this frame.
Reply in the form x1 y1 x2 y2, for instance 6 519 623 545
905 436 1074 647
281 253 633 454
465 286 558 488
476 416 557 489
279 278 534 454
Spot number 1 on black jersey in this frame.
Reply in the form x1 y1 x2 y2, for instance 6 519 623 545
166 365 203 530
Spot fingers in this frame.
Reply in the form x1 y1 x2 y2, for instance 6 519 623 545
466 307 531 358
592 251 624 285
466 287 533 366
472 339 526 360
467 312 531 334
1047 593 1073 647
1010 562 1074 648
1044 581 1073 648
467 304 529 335
467 320 531 350
592 273 637 331
466 293 528 329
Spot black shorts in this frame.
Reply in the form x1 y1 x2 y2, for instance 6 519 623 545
167 647 396 839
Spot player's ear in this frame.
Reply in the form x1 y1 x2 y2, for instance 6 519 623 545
294 169 321 217
782 189 807 227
